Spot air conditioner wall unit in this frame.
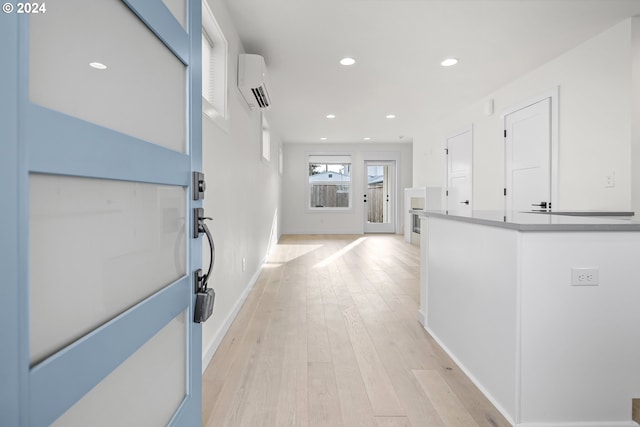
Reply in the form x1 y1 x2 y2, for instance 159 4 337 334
238 54 272 110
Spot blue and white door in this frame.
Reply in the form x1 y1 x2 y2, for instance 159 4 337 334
1 0 204 425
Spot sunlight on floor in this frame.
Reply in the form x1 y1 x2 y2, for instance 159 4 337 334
313 237 367 268
268 244 323 263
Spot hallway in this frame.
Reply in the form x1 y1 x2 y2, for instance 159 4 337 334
202 235 510 427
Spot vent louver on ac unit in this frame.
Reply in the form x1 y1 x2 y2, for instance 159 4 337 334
238 54 272 110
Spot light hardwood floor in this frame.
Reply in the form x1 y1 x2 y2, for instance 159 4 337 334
202 235 511 427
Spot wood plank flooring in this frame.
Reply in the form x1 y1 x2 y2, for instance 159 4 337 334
202 235 511 427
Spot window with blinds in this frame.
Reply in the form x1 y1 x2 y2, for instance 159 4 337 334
202 0 227 121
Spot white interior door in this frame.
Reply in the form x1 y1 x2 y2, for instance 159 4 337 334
363 161 396 233
446 128 473 216
505 98 551 212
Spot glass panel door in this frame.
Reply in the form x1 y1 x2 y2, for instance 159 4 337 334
1 1 203 425
364 161 396 233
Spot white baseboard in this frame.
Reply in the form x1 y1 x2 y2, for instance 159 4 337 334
425 326 640 427
518 423 639 427
425 325 516 426
201 257 266 373
417 309 425 326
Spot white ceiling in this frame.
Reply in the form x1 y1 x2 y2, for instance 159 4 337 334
224 0 640 144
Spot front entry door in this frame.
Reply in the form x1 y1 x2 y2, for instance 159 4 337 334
504 98 552 212
363 161 396 233
446 127 473 216
1 1 203 425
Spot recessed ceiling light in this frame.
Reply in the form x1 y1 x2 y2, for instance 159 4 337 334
340 57 356 66
385 114 396 119
320 137 327 141
89 62 107 70
441 58 458 67
363 137 371 140
326 114 336 119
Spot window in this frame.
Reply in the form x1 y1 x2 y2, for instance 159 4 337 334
308 155 352 209
202 0 227 122
261 114 270 162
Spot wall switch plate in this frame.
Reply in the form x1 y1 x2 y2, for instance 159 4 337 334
571 268 599 286
605 172 615 188
242 257 246 272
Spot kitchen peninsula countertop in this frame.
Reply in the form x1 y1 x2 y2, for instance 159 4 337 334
411 209 640 232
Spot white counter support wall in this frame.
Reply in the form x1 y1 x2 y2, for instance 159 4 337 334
420 214 640 427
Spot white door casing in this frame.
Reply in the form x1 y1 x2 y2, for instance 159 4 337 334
363 160 396 233
446 127 473 216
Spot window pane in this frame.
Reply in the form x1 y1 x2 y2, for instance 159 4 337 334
30 174 187 364
309 163 351 208
29 0 187 153
52 311 187 427
202 32 213 104
163 0 187 30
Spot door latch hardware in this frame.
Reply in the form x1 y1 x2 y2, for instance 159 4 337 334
531 201 550 209
193 172 206 201
194 268 215 323
193 208 216 323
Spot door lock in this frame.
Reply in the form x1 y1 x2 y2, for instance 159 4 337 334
193 207 215 323
193 172 206 201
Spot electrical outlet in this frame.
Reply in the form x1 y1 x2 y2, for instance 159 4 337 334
571 268 599 286
242 257 246 272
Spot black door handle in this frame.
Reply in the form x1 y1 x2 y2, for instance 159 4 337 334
531 202 548 208
460 200 469 205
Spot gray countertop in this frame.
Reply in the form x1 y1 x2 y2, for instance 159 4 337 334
411 209 640 231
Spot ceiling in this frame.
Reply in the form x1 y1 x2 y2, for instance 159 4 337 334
224 0 640 144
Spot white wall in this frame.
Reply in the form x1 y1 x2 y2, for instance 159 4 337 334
201 0 282 369
414 19 635 211
282 142 412 234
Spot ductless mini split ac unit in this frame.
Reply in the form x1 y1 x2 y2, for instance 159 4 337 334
237 54 272 110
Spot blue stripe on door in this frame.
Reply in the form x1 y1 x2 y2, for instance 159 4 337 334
29 276 190 426
124 0 190 64
0 10 23 426
26 104 191 186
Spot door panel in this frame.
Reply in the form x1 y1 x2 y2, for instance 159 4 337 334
29 174 187 365
0 0 203 425
51 311 187 427
364 161 396 233
29 0 187 152
446 128 473 216
505 98 551 212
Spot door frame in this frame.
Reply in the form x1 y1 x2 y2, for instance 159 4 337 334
361 152 401 234
0 1 203 425
501 87 559 212
445 125 473 215
363 160 397 233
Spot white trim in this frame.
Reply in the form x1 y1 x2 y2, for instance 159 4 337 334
306 151 354 212
201 258 265 373
363 159 398 234
425 325 516 426
517 423 639 427
362 151 403 234
502 87 559 210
